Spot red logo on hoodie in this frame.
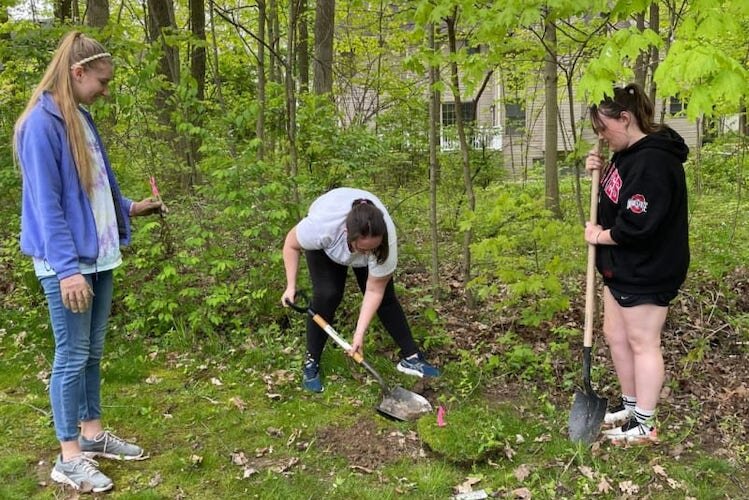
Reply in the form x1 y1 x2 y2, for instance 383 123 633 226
626 194 648 214
603 167 622 203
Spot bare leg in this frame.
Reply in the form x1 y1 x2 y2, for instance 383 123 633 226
60 419 104 460
603 287 636 396
81 419 104 440
620 304 667 410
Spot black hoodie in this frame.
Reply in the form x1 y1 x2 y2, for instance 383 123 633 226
597 127 690 294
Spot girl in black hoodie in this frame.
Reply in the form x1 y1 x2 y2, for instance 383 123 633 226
584 83 689 445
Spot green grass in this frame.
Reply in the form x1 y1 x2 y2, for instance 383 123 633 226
1 144 747 498
1 302 746 499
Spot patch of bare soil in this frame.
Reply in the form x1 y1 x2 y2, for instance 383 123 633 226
400 264 749 465
315 418 427 470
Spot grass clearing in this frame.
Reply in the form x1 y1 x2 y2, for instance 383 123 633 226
1 298 746 499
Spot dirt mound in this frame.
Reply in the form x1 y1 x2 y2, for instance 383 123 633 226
316 418 427 469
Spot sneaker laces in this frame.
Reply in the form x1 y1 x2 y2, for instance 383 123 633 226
621 417 652 434
97 431 129 452
70 455 102 473
303 353 319 374
411 358 427 369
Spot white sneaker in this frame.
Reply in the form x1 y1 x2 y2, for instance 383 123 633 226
50 455 113 492
79 431 148 461
604 401 633 427
603 417 658 445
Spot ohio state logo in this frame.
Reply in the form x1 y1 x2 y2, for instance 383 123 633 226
626 194 648 213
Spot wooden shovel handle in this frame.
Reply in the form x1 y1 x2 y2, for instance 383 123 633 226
583 140 604 349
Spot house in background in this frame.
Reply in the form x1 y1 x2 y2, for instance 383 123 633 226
438 46 701 175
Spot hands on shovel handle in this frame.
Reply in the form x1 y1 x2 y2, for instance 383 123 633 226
284 294 365 364
283 293 432 421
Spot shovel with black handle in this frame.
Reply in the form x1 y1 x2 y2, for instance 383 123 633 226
568 140 608 445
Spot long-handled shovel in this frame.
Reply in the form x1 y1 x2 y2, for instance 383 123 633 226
285 295 433 421
568 141 608 445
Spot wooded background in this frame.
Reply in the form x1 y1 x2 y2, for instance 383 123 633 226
1 0 747 335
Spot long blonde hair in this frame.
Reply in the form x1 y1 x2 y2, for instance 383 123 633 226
13 31 113 194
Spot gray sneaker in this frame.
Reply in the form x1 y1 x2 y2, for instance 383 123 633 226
79 431 148 461
50 455 113 493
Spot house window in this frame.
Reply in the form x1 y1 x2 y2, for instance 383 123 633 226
465 44 480 56
669 96 686 115
442 101 476 126
505 102 526 134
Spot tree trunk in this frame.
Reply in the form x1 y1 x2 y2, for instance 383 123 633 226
568 78 585 225
543 14 561 218
188 0 205 170
313 0 334 95
374 0 385 133
427 22 441 298
256 0 267 160
648 3 660 103
268 0 281 155
147 0 185 184
190 0 206 101
147 0 179 86
86 0 109 27
54 0 72 22
268 0 281 84
286 0 300 203
208 4 236 158
634 12 647 88
297 0 309 93
446 11 475 307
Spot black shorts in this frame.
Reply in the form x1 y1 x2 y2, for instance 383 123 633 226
607 286 678 308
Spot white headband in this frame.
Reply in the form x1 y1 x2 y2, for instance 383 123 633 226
70 52 111 69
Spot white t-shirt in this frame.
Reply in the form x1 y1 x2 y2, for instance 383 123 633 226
295 188 397 277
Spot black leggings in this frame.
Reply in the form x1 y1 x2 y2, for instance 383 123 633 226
305 249 418 363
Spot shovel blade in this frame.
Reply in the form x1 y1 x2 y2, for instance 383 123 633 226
376 386 433 421
568 388 607 445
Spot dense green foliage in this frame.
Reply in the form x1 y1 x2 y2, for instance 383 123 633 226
1 2 748 497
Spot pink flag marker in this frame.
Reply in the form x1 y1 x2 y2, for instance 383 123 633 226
437 405 446 427
149 176 161 199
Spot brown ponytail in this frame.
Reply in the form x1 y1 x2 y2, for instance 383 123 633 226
590 83 660 135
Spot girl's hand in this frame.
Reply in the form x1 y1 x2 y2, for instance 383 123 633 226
585 221 604 245
131 197 167 217
348 332 365 358
281 287 296 307
60 274 94 313
585 149 604 172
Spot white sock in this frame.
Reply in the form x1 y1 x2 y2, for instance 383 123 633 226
622 394 636 411
634 406 655 427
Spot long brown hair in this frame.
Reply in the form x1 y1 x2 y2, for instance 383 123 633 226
589 83 660 136
13 31 113 194
345 198 389 264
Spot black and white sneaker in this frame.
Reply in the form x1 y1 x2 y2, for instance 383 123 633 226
603 416 658 445
604 400 633 427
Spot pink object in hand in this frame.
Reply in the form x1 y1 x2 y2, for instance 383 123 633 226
437 405 446 427
150 176 160 198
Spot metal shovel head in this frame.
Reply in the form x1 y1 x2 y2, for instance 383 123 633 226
376 386 433 421
568 387 607 445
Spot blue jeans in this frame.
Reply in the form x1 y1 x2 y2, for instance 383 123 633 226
40 271 114 442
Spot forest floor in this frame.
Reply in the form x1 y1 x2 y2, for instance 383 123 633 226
1 265 747 499
327 263 749 476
